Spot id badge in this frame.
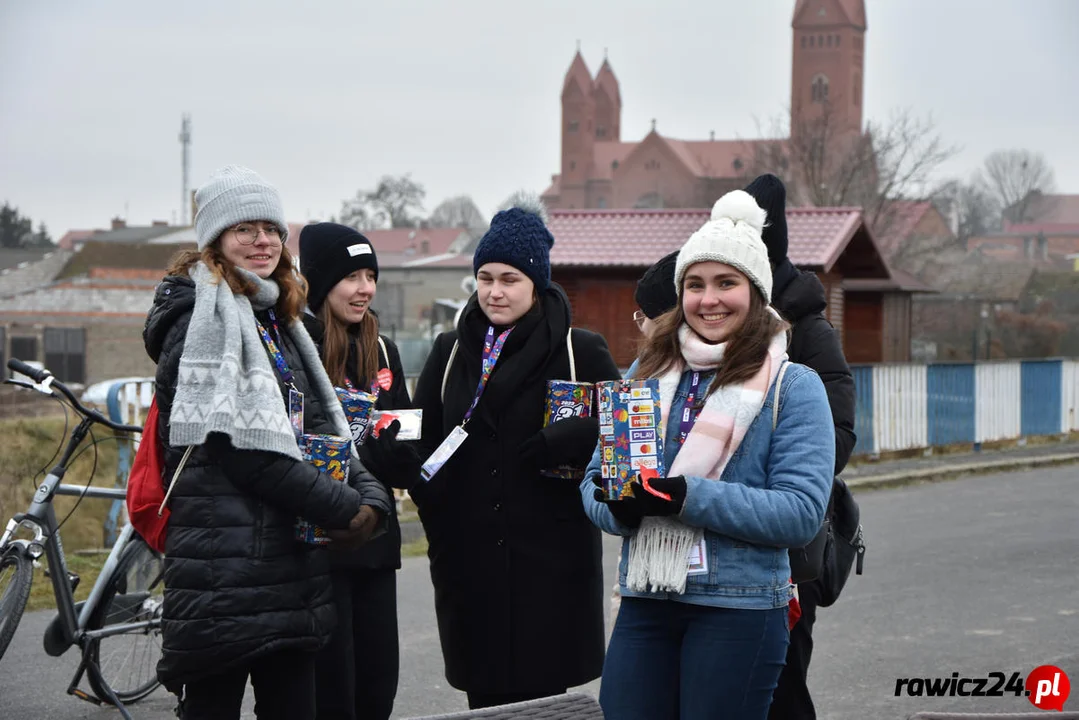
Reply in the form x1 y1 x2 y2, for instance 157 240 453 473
687 537 709 576
420 425 468 482
288 387 305 437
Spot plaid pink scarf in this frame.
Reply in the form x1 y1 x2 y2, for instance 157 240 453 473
626 324 788 594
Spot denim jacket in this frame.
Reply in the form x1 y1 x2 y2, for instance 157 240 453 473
579 360 835 610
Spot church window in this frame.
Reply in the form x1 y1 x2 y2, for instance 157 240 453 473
611 160 620 170
827 35 833 47
597 197 607 209
809 35 814 48
836 34 841 47
635 192 662 209
732 158 743 171
570 161 576 171
818 34 824 47
853 72 861 106
801 36 806 48
811 74 830 103
568 121 579 133
597 126 607 138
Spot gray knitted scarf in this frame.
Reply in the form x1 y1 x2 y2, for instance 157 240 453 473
169 262 357 463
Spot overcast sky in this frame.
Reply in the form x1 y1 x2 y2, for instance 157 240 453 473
2 0 1076 238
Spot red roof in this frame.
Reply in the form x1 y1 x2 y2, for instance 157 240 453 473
794 0 866 28
360 227 465 256
548 206 864 271
1007 193 1079 227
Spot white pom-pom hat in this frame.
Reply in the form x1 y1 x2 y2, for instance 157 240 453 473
674 189 772 301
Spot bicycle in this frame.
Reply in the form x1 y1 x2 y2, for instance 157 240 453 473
0 358 164 719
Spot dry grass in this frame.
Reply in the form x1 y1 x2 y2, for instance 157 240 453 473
0 416 128 553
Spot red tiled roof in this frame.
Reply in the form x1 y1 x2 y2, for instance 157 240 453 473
593 59 620 104
997 223 1079 237
57 229 98 250
548 206 864 270
562 52 593 94
360 227 465 255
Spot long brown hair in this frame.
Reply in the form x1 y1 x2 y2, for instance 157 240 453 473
317 302 380 389
636 285 788 399
166 242 307 321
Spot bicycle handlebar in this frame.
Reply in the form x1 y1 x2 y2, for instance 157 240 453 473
7 358 145 434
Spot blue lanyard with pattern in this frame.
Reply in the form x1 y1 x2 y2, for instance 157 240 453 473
461 325 512 426
256 309 296 388
678 371 703 444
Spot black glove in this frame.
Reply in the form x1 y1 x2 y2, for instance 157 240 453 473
520 416 600 470
362 420 422 491
590 474 644 528
629 475 687 517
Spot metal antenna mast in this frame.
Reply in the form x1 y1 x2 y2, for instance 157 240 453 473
179 114 192 225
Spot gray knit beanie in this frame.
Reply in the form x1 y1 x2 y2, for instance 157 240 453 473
194 165 289 250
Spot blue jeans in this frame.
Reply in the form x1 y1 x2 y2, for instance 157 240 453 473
599 597 789 720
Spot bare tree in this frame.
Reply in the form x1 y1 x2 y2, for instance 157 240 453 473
427 195 489 238
340 174 426 230
975 149 1055 224
931 179 1002 246
748 104 956 235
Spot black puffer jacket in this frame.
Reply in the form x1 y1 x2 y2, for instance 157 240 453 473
302 313 412 570
772 261 857 473
144 274 385 690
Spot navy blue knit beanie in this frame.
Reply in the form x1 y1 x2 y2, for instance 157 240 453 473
472 193 554 291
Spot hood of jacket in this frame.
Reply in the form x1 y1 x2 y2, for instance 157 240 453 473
144 275 196 364
773 267 827 324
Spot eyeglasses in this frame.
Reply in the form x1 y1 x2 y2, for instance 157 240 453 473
633 310 647 330
230 223 282 246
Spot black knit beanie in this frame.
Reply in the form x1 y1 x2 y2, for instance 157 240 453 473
299 222 379 314
743 173 788 265
473 192 554 291
634 250 679 319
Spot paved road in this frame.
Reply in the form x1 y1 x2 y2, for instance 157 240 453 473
1 466 1075 718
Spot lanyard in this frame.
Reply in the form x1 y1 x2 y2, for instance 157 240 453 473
677 371 703 444
343 375 380 398
255 309 296 388
461 325 512 427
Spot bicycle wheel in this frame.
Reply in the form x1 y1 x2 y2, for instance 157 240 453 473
86 536 164 704
0 546 33 662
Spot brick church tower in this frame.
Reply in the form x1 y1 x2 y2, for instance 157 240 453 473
558 51 622 209
790 0 867 134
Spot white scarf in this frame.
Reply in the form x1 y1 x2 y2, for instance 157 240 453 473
626 324 788 594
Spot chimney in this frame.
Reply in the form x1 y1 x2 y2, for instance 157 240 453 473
111 217 126 230
152 220 168 227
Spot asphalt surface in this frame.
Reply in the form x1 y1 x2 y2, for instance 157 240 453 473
0 464 1075 718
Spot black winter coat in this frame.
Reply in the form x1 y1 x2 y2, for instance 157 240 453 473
144 274 387 690
772 261 857 473
411 286 621 695
302 313 412 570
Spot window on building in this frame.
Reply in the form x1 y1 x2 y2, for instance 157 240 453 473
568 121 579 133
44 328 85 384
10 336 38 371
853 71 861 106
801 36 806 48
611 160 619 171
732 158 744 171
818 34 823 47
809 35 814 48
596 127 606 138
570 160 576 171
597 197 607 208
811 74 830 103
827 35 833 47
836 34 841 47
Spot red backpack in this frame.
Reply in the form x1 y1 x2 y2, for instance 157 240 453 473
126 397 190 553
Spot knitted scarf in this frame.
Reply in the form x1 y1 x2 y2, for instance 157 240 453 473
169 262 357 463
626 323 788 594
